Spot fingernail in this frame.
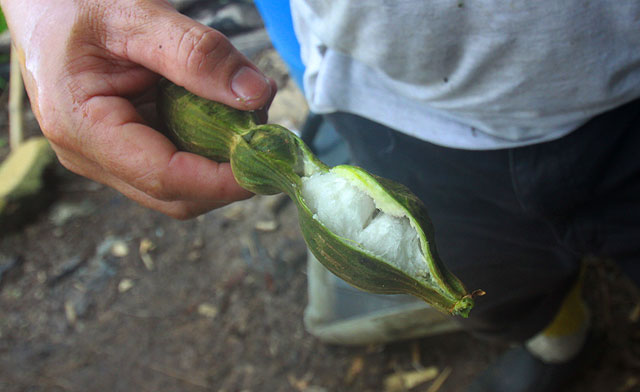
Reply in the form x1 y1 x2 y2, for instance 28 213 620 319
231 66 270 103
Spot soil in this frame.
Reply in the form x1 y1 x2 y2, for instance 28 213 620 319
1 46 639 392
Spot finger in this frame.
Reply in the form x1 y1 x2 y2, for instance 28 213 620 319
104 2 272 111
256 77 279 124
78 95 253 203
53 145 243 219
118 180 238 219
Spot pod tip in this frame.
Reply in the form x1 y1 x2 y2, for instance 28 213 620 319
450 289 485 318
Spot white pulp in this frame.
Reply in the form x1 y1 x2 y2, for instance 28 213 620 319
301 172 427 279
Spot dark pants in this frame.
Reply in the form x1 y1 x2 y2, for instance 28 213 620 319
325 99 640 342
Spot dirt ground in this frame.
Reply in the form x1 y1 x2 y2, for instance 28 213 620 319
1 42 640 392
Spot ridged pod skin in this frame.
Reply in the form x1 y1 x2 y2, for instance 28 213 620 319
231 124 311 195
157 80 481 317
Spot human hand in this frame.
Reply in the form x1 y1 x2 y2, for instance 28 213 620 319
0 0 276 218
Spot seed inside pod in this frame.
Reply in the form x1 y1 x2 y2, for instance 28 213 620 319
301 170 430 284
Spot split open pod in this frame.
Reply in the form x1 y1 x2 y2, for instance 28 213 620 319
158 80 482 317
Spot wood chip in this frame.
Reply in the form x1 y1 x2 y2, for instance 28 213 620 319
111 241 129 257
141 253 154 271
139 238 155 270
197 303 219 319
139 238 155 254
384 367 439 392
64 301 77 325
118 279 134 293
254 220 278 232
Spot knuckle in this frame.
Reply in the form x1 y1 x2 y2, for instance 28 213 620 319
136 169 178 202
178 27 232 75
141 179 174 201
38 118 66 146
41 125 80 157
35 98 82 152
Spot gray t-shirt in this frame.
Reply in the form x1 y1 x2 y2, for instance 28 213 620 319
290 0 640 149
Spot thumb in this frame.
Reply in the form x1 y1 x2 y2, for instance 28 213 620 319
107 2 272 110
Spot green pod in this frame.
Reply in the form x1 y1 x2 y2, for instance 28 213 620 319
293 166 476 316
230 124 313 195
157 80 482 317
159 80 257 161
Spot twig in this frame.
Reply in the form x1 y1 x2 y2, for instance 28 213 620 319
8 43 24 150
425 367 451 392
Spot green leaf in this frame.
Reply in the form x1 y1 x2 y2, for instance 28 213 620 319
0 8 7 33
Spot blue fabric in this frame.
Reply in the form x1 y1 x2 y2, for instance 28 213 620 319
253 0 305 90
